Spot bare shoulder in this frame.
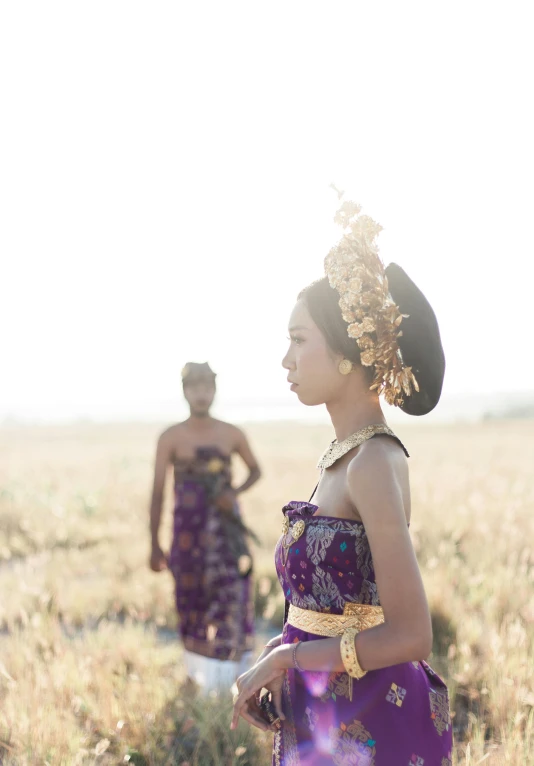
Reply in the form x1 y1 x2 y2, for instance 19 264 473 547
216 419 246 444
348 435 407 478
158 422 187 446
345 436 409 524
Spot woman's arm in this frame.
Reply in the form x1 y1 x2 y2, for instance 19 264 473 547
233 427 261 494
148 429 173 570
256 633 283 661
347 438 433 668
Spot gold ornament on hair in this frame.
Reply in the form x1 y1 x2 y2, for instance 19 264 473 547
324 195 419 407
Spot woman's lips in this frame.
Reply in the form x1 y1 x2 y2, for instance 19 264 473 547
290 383 298 392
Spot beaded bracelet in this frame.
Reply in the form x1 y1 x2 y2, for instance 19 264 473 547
292 641 305 672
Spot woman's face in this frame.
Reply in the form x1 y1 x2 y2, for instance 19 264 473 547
282 300 344 407
183 379 216 417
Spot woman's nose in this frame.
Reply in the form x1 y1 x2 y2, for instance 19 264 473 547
282 346 293 370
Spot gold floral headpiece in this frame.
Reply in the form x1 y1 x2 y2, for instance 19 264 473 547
324 195 419 407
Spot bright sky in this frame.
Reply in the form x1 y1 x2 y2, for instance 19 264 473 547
2 2 533 423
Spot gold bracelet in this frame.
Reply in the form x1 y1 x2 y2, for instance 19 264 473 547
340 627 366 700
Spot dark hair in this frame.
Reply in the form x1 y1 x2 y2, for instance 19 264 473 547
299 265 445 416
182 362 217 388
298 279 374 387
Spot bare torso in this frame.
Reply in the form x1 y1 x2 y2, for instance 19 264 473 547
163 418 242 465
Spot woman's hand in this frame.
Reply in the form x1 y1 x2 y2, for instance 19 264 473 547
231 646 290 731
254 634 283 666
149 544 168 572
215 487 237 513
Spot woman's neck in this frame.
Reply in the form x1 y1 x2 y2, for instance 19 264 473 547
326 387 386 442
187 414 214 429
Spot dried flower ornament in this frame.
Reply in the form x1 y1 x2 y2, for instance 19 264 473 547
324 196 419 407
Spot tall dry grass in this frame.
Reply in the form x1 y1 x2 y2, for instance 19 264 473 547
0 420 533 764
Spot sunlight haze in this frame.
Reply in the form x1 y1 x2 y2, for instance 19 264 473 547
2 2 532 423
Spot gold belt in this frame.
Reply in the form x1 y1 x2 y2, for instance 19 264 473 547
287 603 384 637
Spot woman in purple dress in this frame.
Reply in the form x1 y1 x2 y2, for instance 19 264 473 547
231 199 452 764
149 362 261 692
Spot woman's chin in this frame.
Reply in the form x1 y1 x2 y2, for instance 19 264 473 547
295 390 324 407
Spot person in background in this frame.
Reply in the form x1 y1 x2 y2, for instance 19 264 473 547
149 362 261 693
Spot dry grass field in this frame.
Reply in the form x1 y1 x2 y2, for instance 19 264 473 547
0 420 533 765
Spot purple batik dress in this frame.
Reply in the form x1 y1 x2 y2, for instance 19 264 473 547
273 501 452 766
169 446 254 663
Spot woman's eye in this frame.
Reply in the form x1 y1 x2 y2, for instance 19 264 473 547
288 335 304 345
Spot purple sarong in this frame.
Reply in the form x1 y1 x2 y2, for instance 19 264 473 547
273 501 452 766
169 447 254 662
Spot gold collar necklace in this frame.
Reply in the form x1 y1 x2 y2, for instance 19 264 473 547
317 424 396 470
